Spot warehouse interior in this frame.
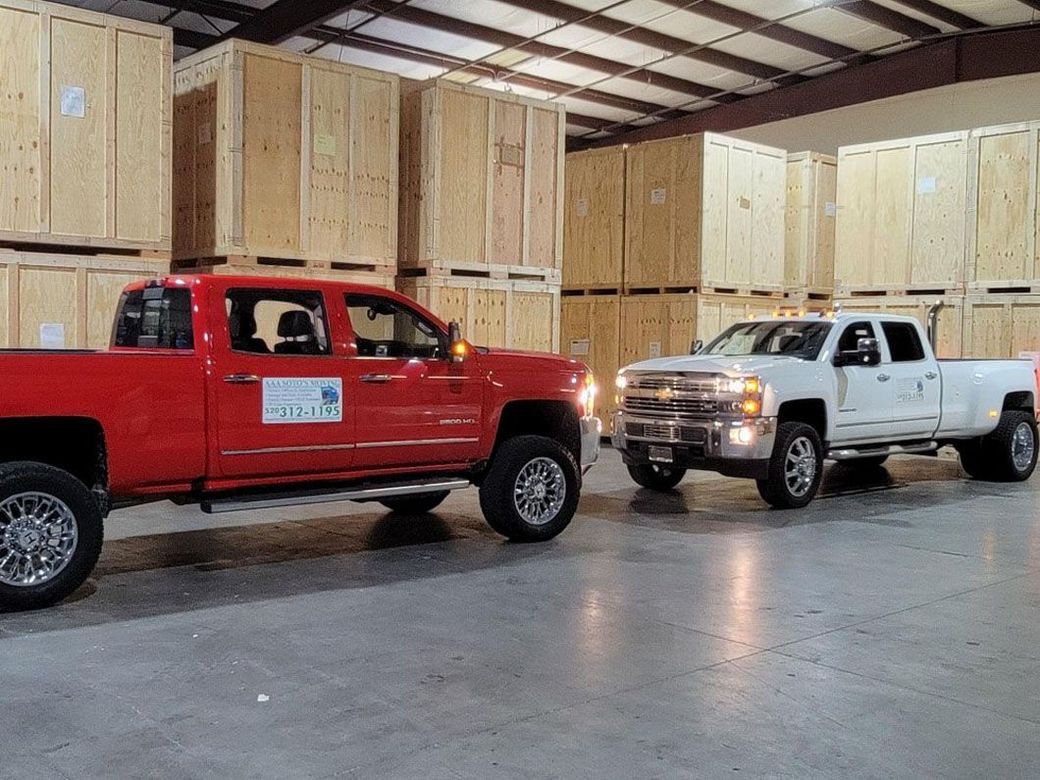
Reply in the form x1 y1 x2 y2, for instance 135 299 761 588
3 0 1040 776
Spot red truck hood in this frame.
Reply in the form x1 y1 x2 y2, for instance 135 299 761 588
478 347 588 373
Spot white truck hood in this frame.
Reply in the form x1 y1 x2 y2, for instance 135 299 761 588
621 353 804 376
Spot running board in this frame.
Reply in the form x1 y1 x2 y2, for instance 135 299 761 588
201 478 471 514
827 441 937 461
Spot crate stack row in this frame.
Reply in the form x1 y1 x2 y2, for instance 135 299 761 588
562 135 839 419
832 122 1040 359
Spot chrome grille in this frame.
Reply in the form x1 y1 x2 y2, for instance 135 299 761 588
627 373 718 394
623 396 719 416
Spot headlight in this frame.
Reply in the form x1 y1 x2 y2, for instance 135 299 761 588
577 373 596 418
615 372 627 390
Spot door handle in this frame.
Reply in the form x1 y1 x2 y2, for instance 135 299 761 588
360 373 393 384
925 371 938 380
224 373 260 384
876 373 891 382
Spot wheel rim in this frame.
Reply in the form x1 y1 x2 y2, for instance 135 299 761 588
0 492 79 588
784 436 817 498
1012 422 1035 472
513 457 567 526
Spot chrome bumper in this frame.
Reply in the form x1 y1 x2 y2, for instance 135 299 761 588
580 416 603 471
611 411 777 462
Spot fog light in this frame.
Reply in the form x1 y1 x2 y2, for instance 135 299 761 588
729 425 755 445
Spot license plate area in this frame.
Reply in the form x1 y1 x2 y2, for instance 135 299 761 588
648 445 673 464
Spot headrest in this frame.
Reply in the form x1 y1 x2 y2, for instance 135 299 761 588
229 310 258 339
278 310 315 339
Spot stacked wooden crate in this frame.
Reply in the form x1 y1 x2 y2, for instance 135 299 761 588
0 0 172 348
171 39 399 289
785 152 836 303
396 79 564 351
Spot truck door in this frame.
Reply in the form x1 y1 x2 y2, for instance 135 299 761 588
832 320 895 443
213 286 355 479
878 320 941 439
344 292 484 470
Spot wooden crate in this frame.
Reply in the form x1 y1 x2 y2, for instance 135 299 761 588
961 294 1040 358
0 250 162 349
398 79 564 282
183 263 394 290
966 122 1040 292
835 131 968 295
624 133 786 294
786 152 836 296
172 39 399 270
619 292 777 364
563 146 625 289
0 0 171 253
834 295 964 358
561 293 621 419
398 277 560 353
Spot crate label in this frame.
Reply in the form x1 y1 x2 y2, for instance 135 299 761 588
59 86 86 118
314 133 337 157
39 323 66 349
916 176 937 194
648 341 662 359
569 339 591 356
496 143 524 168
738 196 751 210
824 201 837 217
649 188 667 205
197 122 212 145
262 378 343 424
575 198 589 218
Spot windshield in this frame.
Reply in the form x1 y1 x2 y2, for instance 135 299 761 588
703 320 832 360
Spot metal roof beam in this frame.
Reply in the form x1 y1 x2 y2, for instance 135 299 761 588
833 1 941 39
888 0 983 29
217 0 370 44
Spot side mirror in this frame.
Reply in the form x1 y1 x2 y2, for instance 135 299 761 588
690 339 703 355
836 337 881 367
448 321 467 363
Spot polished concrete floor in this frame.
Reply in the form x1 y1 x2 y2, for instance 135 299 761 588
2 448 1040 778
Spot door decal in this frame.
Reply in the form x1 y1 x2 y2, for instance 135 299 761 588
262 378 343 424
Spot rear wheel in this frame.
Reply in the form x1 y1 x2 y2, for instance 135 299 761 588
0 462 103 612
627 464 686 491
757 422 823 509
978 410 1037 482
378 491 450 514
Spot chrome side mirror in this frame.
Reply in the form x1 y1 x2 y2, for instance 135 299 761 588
690 339 703 355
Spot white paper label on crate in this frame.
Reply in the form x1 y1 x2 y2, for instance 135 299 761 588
649 188 667 205
916 176 937 194
198 122 212 145
39 323 66 349
569 339 591 356
314 134 337 157
824 201 837 218
59 86 86 118
575 198 589 218
262 378 343 424
648 341 662 359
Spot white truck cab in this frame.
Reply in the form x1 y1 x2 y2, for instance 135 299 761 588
612 310 1039 507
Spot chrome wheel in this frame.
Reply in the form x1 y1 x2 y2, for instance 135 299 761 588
1012 421 1035 472
513 457 567 526
0 492 79 588
784 436 817 498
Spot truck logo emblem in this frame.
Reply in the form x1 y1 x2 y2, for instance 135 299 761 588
655 388 674 401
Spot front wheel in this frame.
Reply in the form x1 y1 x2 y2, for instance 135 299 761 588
627 463 686 491
378 491 450 514
0 462 104 612
479 435 579 542
756 422 823 509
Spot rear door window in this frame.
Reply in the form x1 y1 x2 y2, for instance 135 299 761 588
225 289 331 356
881 321 926 362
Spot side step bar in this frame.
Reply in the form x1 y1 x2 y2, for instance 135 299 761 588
202 478 471 514
827 441 938 461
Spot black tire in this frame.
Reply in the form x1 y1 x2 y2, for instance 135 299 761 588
756 422 824 509
627 463 686 491
378 491 450 514
0 462 103 612
478 435 579 542
974 410 1038 482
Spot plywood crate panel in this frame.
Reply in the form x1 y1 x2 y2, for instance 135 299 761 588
624 133 786 293
399 79 564 281
173 40 399 268
184 264 394 290
0 0 171 252
962 295 1040 358
561 294 621 419
0 251 162 349
834 295 964 358
620 292 777 364
563 147 625 289
835 131 968 295
786 152 836 295
967 122 1040 291
399 277 560 353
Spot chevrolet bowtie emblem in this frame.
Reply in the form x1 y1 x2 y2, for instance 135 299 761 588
654 387 674 401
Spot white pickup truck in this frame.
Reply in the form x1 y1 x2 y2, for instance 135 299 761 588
611 310 1038 507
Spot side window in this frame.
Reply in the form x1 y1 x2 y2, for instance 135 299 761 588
112 287 193 349
345 293 445 359
837 321 876 353
882 321 925 362
226 288 331 356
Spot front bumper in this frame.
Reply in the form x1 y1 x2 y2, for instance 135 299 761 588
580 416 603 471
611 411 776 479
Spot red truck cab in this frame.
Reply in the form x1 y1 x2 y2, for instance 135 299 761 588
0 274 601 610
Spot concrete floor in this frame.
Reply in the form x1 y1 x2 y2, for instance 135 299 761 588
2 448 1040 778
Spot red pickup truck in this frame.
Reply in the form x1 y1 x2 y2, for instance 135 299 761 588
0 274 601 610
